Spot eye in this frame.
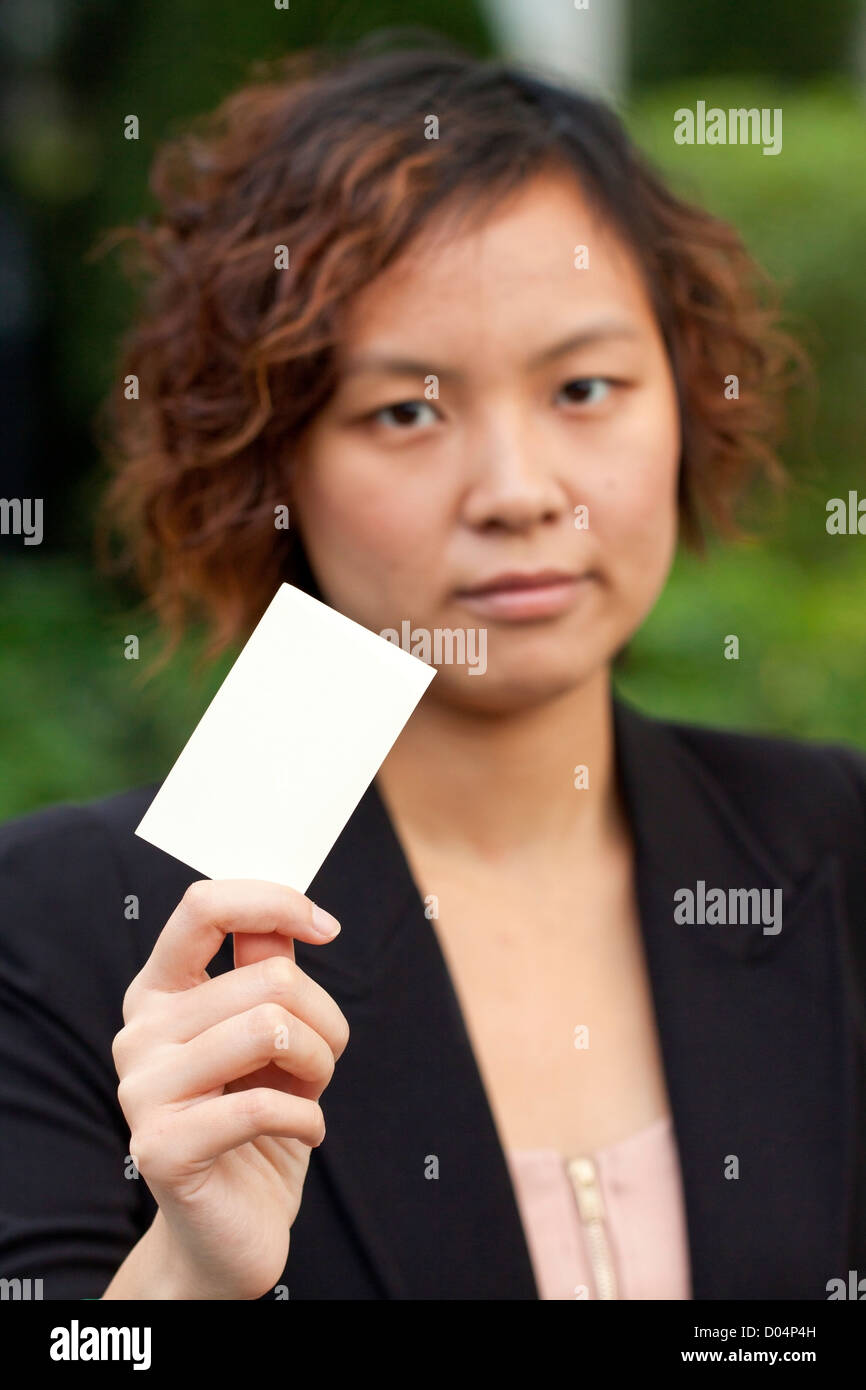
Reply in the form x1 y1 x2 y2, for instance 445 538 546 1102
372 400 439 430
556 377 613 407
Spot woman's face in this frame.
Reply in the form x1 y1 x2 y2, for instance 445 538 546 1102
289 169 681 713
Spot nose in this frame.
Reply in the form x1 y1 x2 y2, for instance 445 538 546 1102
460 408 573 533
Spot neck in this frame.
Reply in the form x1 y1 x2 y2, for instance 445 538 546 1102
376 665 621 865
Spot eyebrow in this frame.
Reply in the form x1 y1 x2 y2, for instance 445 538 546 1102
339 319 642 383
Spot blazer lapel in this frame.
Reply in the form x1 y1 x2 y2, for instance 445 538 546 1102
292 696 856 1300
613 698 856 1299
295 777 539 1299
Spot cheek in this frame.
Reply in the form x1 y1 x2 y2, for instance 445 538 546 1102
294 444 446 590
618 466 678 546
587 397 680 569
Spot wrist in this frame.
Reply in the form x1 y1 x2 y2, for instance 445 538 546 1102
102 1209 219 1301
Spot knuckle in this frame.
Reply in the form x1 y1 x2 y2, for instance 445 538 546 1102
129 1113 176 1182
310 1102 326 1146
121 977 142 1024
334 1011 351 1058
127 1130 147 1171
235 1088 272 1125
251 1001 291 1047
112 1016 150 1075
111 1026 127 1070
128 1130 160 1180
296 1023 326 1077
180 879 212 921
116 1071 141 1118
317 1046 336 1088
262 954 296 996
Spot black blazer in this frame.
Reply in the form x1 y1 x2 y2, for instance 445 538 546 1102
1 696 865 1300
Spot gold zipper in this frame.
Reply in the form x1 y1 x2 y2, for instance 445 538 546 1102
567 1155 619 1300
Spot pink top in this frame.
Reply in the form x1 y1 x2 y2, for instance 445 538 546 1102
505 1114 692 1300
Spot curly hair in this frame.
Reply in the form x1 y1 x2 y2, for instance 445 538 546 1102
92 30 809 667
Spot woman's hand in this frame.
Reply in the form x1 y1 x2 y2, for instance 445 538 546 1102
103 878 348 1300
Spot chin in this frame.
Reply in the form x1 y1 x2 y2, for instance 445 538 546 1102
433 655 604 715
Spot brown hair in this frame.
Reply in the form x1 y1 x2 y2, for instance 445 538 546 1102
93 30 809 667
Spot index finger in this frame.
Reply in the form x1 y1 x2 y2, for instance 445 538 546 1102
138 879 342 993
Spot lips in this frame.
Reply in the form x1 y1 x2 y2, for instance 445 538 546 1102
453 569 595 623
456 569 581 597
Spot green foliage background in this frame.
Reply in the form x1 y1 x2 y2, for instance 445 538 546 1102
1 4 864 820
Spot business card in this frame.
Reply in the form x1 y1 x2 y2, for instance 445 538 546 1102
135 583 436 891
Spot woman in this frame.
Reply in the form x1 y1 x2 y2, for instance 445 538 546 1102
1 36 864 1302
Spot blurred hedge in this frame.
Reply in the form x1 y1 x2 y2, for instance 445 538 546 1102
617 77 866 737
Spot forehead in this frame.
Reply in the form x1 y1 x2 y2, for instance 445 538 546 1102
337 169 656 357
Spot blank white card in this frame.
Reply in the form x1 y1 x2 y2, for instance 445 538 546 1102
135 583 437 892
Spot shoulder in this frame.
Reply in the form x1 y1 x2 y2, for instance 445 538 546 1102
0 784 201 978
665 712 866 812
661 711 866 873
668 702 863 765
0 784 155 872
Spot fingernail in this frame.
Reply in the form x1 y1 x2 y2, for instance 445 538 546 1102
312 905 342 938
